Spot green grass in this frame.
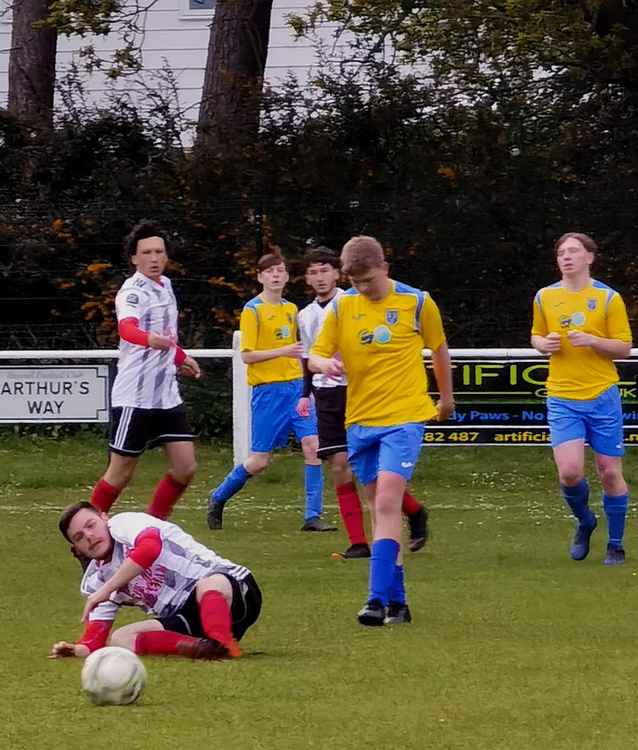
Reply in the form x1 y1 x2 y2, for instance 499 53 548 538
1 435 637 750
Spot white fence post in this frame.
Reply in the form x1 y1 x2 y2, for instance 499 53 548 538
232 330 251 465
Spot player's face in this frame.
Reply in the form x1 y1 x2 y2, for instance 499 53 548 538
556 238 593 278
348 263 390 301
68 509 113 560
258 262 289 292
131 236 168 281
305 263 339 298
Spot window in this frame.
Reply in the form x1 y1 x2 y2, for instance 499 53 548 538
180 0 215 18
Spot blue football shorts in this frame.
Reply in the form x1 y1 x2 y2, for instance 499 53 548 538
251 379 318 453
547 384 624 457
346 422 426 486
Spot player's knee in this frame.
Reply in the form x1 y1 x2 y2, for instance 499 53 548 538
105 464 135 488
174 460 197 485
109 628 135 651
330 458 351 485
248 453 270 473
374 494 400 517
557 465 583 486
597 463 624 489
301 436 319 461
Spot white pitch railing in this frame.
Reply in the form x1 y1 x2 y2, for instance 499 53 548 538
2 341 636 463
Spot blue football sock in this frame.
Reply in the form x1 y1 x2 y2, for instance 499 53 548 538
369 539 400 605
603 492 628 548
304 464 323 521
388 565 406 605
561 480 594 524
212 464 251 504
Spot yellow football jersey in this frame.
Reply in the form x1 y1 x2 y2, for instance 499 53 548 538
311 280 446 427
240 296 303 386
531 279 632 400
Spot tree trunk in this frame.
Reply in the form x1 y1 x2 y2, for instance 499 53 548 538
196 0 273 148
8 0 57 128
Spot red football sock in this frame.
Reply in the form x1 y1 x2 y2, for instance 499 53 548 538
134 630 200 656
336 482 367 546
199 591 235 645
91 478 121 513
401 490 422 516
147 473 187 520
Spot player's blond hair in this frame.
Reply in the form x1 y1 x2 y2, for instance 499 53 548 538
341 236 385 276
554 232 597 255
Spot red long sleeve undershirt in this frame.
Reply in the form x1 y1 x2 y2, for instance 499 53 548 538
76 528 163 652
119 318 187 366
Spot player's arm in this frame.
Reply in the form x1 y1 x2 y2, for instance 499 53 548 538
567 294 632 357
530 291 561 354
238 305 303 364
420 295 454 420
430 342 455 421
116 287 173 351
49 620 113 659
565 332 631 357
241 344 304 364
81 528 163 622
309 305 342 376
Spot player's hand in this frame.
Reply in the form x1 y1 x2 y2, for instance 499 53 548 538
81 590 111 623
49 641 78 659
544 332 562 353
296 397 311 417
148 332 174 350
283 343 305 359
567 330 595 348
435 399 455 422
180 356 201 379
324 358 345 377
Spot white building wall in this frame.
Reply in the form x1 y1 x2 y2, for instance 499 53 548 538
0 1 344 120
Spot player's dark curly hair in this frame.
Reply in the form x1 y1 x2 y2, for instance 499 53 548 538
303 246 341 271
123 219 170 258
58 501 100 542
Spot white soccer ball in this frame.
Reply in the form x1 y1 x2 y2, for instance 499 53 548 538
81 646 147 706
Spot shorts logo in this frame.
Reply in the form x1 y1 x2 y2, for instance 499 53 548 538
587 298 597 311
401 461 413 468
385 309 399 325
275 325 291 340
126 293 139 305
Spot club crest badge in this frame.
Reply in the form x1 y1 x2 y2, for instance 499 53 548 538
587 298 597 311
385 309 399 326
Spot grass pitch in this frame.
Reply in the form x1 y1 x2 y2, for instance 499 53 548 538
1 435 637 750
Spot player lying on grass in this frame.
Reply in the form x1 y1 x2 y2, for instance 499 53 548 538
49 502 261 661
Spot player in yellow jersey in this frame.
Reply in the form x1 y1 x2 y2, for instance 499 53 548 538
531 232 632 565
207 252 335 532
310 236 454 625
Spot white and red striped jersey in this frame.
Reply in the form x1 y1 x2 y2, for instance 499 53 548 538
81 512 252 622
111 272 182 409
298 288 347 389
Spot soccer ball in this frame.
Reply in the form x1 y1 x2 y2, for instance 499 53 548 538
81 646 147 706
